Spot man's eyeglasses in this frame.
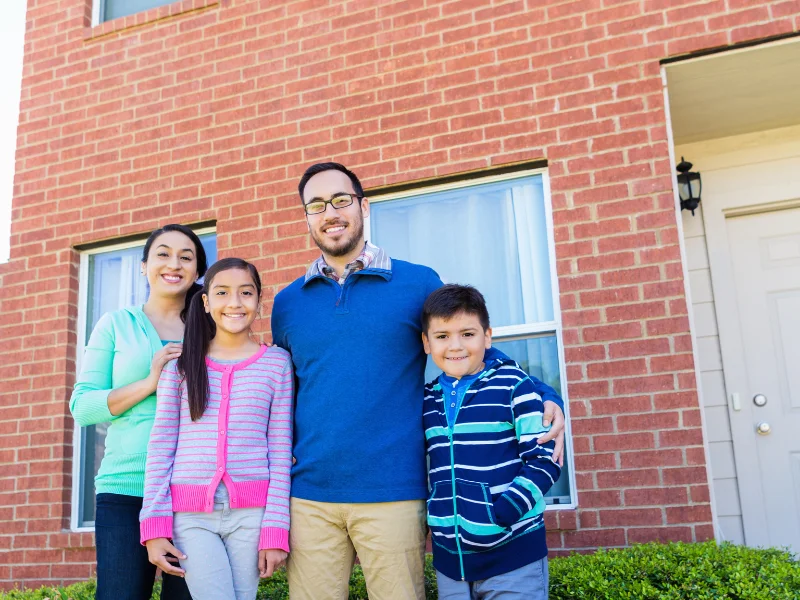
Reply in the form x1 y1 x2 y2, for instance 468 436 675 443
303 193 363 215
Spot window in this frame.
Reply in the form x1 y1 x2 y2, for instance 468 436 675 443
94 0 173 23
367 170 575 506
72 229 217 529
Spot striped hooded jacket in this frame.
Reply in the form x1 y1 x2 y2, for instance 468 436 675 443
424 347 562 582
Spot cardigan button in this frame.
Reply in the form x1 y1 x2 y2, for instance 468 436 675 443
218 467 223 472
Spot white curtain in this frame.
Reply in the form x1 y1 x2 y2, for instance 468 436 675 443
89 246 146 331
370 176 553 328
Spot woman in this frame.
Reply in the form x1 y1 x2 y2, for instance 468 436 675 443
70 224 207 600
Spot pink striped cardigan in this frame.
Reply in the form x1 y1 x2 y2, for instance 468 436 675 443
140 345 293 552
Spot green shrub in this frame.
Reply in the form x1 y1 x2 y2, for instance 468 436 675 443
549 542 800 600
2 542 797 599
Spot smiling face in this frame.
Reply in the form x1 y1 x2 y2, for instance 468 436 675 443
142 230 199 299
423 311 492 379
202 268 259 338
303 169 369 259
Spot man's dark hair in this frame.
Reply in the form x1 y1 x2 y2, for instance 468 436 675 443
298 162 365 204
422 284 491 334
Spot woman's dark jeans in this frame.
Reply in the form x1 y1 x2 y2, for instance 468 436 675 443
95 493 192 600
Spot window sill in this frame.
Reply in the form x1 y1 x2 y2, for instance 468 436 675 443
84 0 220 41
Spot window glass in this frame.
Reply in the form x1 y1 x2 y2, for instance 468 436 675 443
77 233 216 526
370 175 571 505
370 177 553 327
102 0 172 22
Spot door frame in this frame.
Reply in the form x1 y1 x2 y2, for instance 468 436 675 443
677 125 800 547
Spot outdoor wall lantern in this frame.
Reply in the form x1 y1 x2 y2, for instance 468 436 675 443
676 157 702 216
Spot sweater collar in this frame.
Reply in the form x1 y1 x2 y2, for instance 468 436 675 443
303 242 392 285
206 344 268 372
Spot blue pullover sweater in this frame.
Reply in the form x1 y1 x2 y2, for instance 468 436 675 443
424 347 563 582
271 258 443 503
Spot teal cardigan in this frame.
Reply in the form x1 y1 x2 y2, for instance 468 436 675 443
70 306 167 497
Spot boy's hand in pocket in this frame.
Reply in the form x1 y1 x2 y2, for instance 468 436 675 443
259 548 288 578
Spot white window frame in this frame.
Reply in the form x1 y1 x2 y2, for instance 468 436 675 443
92 0 172 26
91 0 102 26
365 168 577 511
70 226 216 531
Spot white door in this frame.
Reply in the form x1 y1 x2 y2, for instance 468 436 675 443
725 208 800 552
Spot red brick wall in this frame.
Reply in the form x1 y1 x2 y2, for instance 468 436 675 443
1 0 798 587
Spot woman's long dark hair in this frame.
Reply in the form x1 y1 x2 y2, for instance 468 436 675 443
177 258 262 421
141 224 209 322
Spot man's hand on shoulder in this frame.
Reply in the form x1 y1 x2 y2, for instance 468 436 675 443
537 401 565 466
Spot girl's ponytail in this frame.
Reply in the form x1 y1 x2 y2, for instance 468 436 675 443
177 287 214 421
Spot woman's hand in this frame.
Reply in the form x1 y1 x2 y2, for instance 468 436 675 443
107 342 183 416
145 537 186 577
146 343 183 393
258 548 288 578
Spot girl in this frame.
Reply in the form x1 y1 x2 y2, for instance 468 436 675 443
70 224 205 600
140 258 293 600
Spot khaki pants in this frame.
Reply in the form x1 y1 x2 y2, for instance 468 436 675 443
286 497 427 600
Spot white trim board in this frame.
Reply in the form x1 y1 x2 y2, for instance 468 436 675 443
662 66 723 543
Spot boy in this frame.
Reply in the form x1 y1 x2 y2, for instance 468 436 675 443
422 284 563 600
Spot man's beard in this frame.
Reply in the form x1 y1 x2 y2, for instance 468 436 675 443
310 215 365 258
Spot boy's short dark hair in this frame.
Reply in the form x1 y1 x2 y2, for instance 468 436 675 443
298 162 365 203
422 284 491 333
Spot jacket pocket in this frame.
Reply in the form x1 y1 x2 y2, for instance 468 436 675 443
454 479 511 552
427 481 458 554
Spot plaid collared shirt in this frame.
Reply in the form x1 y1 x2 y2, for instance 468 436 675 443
304 242 390 285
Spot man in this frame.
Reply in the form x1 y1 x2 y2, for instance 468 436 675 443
271 162 566 600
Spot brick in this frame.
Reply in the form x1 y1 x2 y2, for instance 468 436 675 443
620 448 684 469
665 504 713 524
580 286 639 307
591 395 652 415
571 416 614 435
606 301 666 322
663 466 708 486
646 316 690 336
614 374 674 394
659 428 704 447
597 468 660 489
624 487 688 506
563 528 626 548
617 411 680 432
583 322 642 343
587 358 647 379
594 432 655 452
627 526 692 544
599 508 663 526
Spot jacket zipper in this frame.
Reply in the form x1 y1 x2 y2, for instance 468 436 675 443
446 375 484 582
444 367 496 581
448 427 465 581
